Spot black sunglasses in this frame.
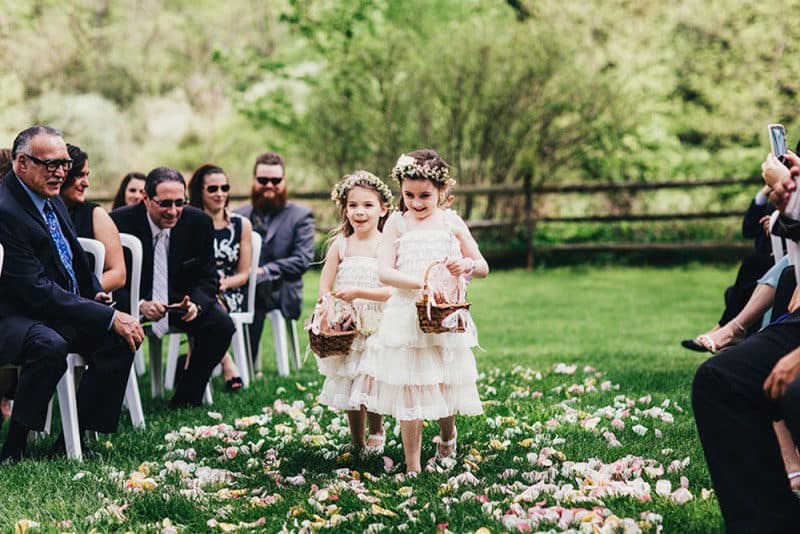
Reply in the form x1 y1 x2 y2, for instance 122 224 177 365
256 176 283 186
151 197 186 208
206 184 230 193
24 153 73 173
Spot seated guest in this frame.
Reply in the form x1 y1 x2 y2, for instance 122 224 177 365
111 172 146 211
60 144 126 292
0 148 11 176
683 184 775 351
0 148 12 421
693 150 800 532
234 152 315 365
0 125 143 462
188 164 250 391
110 166 235 408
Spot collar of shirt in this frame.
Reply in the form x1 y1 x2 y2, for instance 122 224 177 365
146 212 171 246
15 173 49 220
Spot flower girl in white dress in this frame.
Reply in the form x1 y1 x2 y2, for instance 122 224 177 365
316 171 393 455
350 150 489 473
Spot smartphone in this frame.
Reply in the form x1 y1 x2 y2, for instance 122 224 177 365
165 305 189 315
768 123 792 168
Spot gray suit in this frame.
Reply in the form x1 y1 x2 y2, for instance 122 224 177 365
234 202 315 358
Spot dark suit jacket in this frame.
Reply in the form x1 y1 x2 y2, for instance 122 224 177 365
0 171 111 363
110 203 219 316
742 199 774 256
234 202 314 320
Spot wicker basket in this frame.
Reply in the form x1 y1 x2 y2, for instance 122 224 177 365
308 328 357 358
416 262 471 334
416 296 471 333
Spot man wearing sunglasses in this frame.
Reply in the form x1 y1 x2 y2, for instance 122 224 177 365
234 152 315 369
111 167 235 408
0 125 144 462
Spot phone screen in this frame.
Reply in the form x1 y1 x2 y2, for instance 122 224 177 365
770 124 788 158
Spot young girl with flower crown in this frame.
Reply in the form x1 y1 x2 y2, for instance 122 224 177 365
316 171 394 455
350 150 489 473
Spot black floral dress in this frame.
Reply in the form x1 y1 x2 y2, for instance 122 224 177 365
214 214 245 313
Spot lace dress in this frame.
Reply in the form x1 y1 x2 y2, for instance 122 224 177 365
214 214 245 313
350 212 483 420
318 237 386 411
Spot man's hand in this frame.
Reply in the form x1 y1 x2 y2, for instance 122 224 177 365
763 348 800 400
140 300 166 321
113 311 144 353
176 295 199 322
332 287 360 302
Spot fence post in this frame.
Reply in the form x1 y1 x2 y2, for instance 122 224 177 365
524 170 534 270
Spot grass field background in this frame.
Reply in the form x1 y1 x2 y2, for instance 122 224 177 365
0 265 737 532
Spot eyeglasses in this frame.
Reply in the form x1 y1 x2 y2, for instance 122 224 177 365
24 154 73 173
150 197 186 208
256 176 283 186
206 184 230 193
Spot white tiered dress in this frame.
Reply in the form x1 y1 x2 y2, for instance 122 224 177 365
317 237 385 411
350 212 483 421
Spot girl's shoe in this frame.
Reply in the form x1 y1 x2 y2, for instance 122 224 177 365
364 433 385 457
698 319 746 354
433 430 457 460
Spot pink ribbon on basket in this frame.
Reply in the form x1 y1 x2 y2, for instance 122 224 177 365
441 308 483 353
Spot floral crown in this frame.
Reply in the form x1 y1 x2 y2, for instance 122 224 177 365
390 154 456 189
331 170 394 209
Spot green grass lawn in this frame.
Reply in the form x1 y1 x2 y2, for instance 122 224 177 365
0 265 738 533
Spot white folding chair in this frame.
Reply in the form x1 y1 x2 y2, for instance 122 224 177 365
163 230 263 392
119 233 145 428
0 242 4 276
225 231 260 387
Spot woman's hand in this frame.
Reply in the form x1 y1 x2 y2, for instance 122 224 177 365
218 276 230 292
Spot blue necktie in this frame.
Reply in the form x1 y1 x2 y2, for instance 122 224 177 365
43 200 79 294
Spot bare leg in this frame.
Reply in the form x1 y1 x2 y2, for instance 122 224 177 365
347 408 366 448
436 415 457 457
220 352 241 381
775 420 800 490
701 285 776 351
366 412 384 445
400 419 424 473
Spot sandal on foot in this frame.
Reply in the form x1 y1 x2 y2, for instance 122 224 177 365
788 471 800 489
225 377 244 392
364 433 385 457
698 320 747 354
433 430 457 460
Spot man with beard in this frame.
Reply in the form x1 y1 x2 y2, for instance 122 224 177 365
234 152 315 372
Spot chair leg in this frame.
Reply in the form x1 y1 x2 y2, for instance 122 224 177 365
148 335 163 398
125 365 145 429
203 382 213 405
134 347 145 376
287 319 302 369
231 322 251 388
164 334 182 391
269 310 290 377
43 399 53 436
56 355 82 461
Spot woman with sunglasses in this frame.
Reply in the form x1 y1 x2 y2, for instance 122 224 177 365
188 164 251 392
